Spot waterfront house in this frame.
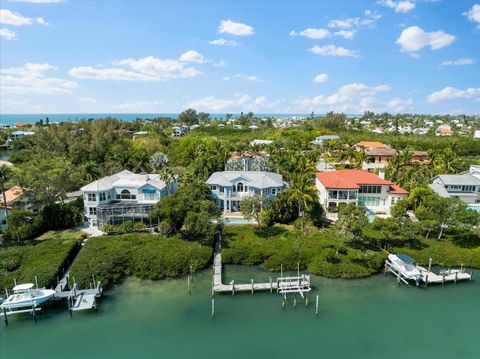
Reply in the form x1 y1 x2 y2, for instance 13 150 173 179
429 165 480 204
316 169 408 214
7 131 35 142
81 170 176 228
435 125 454 136
0 186 24 229
206 171 287 213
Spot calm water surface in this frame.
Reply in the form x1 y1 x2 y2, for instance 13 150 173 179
1 266 479 359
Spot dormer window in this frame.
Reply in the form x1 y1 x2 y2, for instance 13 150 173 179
237 182 244 192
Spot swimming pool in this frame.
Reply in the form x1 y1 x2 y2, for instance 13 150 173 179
221 218 256 225
467 204 480 212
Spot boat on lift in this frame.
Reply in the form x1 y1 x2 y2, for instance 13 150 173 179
0 283 55 310
387 254 423 282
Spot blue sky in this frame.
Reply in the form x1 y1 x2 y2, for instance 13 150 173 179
0 0 479 115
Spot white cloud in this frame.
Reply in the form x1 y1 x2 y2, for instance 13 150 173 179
309 45 360 58
440 58 474 67
427 86 480 103
179 50 206 63
213 60 227 68
296 83 396 113
219 19 253 36
69 56 201 81
328 10 381 29
463 4 480 29
222 73 262 82
0 27 16 40
0 9 48 26
208 38 239 46
313 73 329 83
396 26 455 52
289 28 331 39
8 0 64 3
334 30 356 39
112 100 164 112
77 97 96 103
189 94 277 112
0 62 77 94
379 0 415 13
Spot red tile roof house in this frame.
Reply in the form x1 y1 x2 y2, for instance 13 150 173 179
315 169 408 216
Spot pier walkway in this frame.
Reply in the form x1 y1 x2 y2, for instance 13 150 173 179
212 237 311 296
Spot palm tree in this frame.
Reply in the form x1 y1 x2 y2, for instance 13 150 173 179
288 173 316 232
159 167 176 195
0 165 12 225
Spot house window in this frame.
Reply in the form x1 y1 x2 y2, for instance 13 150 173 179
211 185 217 191
358 196 380 206
271 188 277 196
359 185 381 194
144 192 155 200
220 187 224 193
87 193 96 202
118 189 136 200
89 207 97 215
237 182 244 192
99 193 106 201
328 190 338 199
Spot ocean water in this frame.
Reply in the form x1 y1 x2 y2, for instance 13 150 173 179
1 265 479 359
0 113 310 126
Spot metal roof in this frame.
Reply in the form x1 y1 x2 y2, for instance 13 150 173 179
206 171 285 189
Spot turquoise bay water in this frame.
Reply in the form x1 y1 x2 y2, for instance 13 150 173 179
1 266 479 359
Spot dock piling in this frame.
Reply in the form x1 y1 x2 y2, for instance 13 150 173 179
315 295 319 315
211 298 215 318
428 257 432 272
454 272 458 284
269 276 273 293
3 307 8 326
251 279 254 295
305 295 308 307
188 275 191 294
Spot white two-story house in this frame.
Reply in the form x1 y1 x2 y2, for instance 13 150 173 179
206 171 287 213
429 165 480 204
316 169 408 214
81 170 176 228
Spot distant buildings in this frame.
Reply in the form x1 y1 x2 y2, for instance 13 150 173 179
429 166 480 204
132 131 149 140
250 139 273 147
7 131 35 142
474 130 480 139
225 151 271 172
207 171 287 213
172 126 189 137
311 135 340 146
316 169 408 214
81 170 176 228
435 125 454 136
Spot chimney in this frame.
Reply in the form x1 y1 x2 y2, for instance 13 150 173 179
378 171 385 180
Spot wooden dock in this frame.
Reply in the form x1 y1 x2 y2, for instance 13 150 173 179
385 258 473 286
212 238 311 296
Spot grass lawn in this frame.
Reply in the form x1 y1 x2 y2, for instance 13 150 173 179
0 229 83 289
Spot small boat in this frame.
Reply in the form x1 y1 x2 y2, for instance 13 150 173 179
0 283 56 310
387 254 422 282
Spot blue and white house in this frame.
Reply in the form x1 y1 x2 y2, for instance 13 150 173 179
206 171 287 213
81 170 176 228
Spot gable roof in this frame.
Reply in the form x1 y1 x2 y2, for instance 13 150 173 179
316 170 408 196
1 186 23 208
434 173 480 186
206 171 285 189
81 170 167 192
354 141 389 149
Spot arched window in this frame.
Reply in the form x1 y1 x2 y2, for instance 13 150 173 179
236 182 244 192
119 189 136 200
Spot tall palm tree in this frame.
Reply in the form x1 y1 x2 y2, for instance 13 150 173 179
288 173 316 232
159 167 176 195
0 165 12 225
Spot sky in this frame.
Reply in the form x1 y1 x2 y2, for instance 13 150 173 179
0 0 479 115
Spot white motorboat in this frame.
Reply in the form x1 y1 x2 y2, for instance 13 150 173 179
0 283 56 310
387 254 422 281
